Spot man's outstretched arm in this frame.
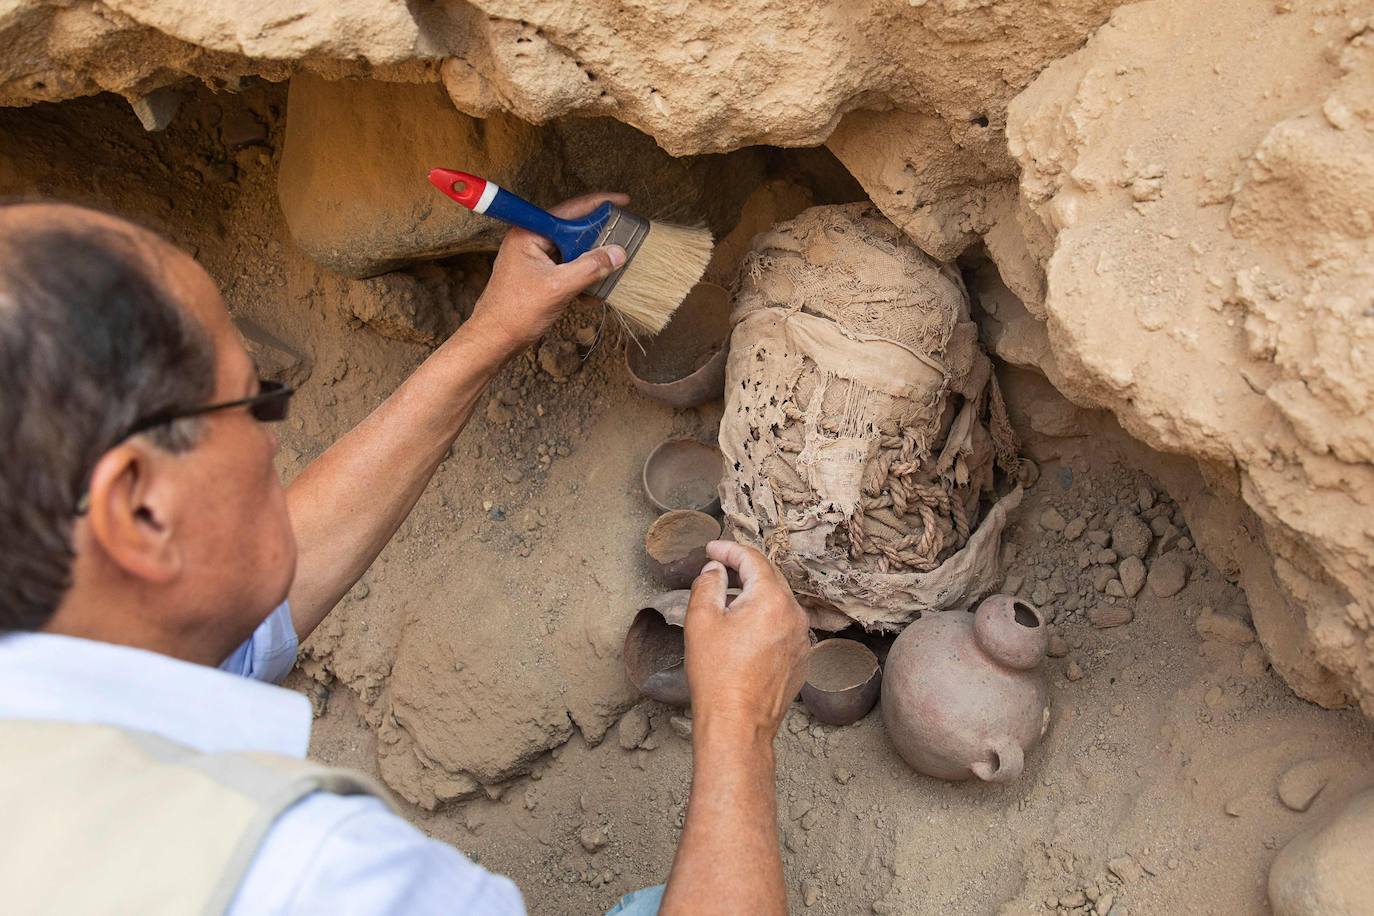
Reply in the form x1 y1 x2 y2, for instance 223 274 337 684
283 193 628 642
660 541 811 916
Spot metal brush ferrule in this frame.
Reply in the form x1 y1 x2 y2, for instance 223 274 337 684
583 206 650 300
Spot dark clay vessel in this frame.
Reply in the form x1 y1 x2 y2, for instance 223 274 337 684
801 638 881 726
623 589 739 707
881 595 1050 783
642 438 724 515
625 282 730 408
644 510 721 589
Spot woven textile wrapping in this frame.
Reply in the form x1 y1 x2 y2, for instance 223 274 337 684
718 204 1022 630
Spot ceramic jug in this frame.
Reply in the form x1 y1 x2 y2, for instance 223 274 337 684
881 595 1050 782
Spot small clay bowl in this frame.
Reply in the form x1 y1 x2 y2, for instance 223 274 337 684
642 437 723 514
624 589 740 707
801 638 881 726
645 510 722 589
625 282 730 408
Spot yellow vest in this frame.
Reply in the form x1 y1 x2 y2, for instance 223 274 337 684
0 719 393 916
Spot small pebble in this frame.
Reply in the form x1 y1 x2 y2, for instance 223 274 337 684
1111 514 1153 560
1147 553 1189 597
1039 507 1067 532
1118 556 1146 597
579 824 608 853
1278 759 1329 812
1088 606 1133 629
618 705 651 750
1196 608 1255 645
1108 854 1144 884
1066 660 1085 681
1138 484 1156 511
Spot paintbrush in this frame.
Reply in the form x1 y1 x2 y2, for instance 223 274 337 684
428 168 712 337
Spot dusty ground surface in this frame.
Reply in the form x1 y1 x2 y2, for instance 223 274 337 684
302 448 1374 916
5 85 1374 916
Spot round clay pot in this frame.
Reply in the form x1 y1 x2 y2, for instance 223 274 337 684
625 282 730 407
623 589 740 707
881 595 1050 783
642 438 723 514
645 510 722 589
801 638 881 726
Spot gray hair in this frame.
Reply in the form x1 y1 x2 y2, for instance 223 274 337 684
0 202 216 631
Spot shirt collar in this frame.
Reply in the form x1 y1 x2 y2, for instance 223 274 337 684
0 630 311 757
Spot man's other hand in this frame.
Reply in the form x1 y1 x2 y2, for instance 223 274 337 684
684 541 811 742
467 191 630 358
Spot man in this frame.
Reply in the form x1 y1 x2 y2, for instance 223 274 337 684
0 198 810 915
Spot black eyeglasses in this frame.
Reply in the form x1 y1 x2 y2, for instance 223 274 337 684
75 379 295 516
122 378 295 440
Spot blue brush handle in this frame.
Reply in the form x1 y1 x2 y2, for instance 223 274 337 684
484 188 614 263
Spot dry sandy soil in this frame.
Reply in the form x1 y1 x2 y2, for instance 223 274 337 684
3 83 1373 916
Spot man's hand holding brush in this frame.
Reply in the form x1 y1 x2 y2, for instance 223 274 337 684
467 191 630 359
286 190 627 629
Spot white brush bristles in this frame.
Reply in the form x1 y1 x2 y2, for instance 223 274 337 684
605 221 714 337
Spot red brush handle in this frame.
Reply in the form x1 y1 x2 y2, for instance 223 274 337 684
428 168 487 209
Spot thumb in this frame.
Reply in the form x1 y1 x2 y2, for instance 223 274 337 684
548 245 627 297
685 560 727 627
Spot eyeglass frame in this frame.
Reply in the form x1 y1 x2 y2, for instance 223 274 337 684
75 378 295 515
122 377 295 439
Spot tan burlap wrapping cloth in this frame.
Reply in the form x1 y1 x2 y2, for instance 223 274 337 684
718 204 1023 630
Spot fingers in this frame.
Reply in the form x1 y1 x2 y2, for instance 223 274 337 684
685 560 728 630
498 191 631 259
547 191 631 220
503 225 559 259
545 244 627 299
705 540 776 592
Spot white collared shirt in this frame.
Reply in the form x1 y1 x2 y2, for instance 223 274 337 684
0 603 526 915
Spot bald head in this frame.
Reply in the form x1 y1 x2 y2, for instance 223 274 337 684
0 200 217 631
0 202 227 326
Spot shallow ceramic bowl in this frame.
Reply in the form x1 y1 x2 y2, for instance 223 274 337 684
645 509 722 589
801 638 882 726
642 438 724 514
624 589 739 706
625 282 730 408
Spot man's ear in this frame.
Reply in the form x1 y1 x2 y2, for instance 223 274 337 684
83 441 184 584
